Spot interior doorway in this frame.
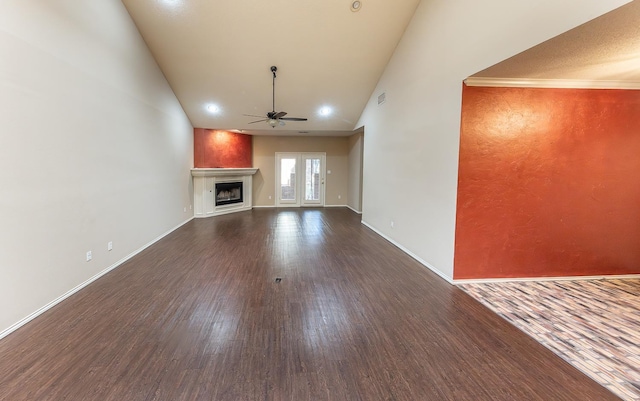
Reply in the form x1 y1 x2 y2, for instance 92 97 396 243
275 152 326 207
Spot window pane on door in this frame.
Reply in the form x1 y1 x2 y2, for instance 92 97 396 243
305 158 320 201
280 158 296 200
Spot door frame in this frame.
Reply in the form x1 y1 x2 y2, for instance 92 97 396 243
275 152 326 207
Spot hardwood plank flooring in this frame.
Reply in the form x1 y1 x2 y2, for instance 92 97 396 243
0 208 620 400
461 279 640 400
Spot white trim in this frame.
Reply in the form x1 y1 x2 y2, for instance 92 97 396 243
361 220 454 285
0 217 194 341
191 168 258 177
257 204 356 211
454 274 640 285
464 77 640 90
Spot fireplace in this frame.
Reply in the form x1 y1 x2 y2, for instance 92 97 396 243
191 168 257 218
215 181 243 206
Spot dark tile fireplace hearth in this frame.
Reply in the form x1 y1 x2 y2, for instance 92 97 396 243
215 181 243 206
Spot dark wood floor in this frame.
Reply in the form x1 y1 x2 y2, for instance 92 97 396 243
0 208 619 400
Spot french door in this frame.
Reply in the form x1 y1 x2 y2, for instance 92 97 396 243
276 152 326 207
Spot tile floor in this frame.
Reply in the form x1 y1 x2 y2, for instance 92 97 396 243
460 278 640 401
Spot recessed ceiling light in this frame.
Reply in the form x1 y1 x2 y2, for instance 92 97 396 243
160 0 182 9
350 1 362 12
206 104 220 113
319 106 332 116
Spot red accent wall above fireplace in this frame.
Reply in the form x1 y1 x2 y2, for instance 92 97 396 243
454 85 640 279
194 129 252 168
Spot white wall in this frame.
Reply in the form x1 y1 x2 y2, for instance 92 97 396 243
0 1 193 335
357 0 630 281
347 130 364 213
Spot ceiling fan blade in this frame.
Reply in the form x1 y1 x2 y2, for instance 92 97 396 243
243 114 267 118
248 119 268 124
279 117 308 121
273 111 287 119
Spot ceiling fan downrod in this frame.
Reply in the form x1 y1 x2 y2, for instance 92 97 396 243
271 66 277 114
244 65 308 127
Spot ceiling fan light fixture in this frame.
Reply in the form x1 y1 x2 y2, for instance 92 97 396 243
268 119 278 128
350 1 362 12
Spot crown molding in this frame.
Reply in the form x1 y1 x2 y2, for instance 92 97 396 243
464 77 640 90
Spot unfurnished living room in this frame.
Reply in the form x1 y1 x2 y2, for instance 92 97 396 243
1 1 640 400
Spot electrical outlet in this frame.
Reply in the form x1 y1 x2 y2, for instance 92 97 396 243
390 221 395 229
183 207 187 212
338 195 341 200
86 251 92 261
190 204 192 210
269 195 272 200
107 241 113 251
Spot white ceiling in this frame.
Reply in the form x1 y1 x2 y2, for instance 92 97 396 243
122 0 640 136
121 0 421 136
470 0 640 86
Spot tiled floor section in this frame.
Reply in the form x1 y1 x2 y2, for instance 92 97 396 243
460 279 640 401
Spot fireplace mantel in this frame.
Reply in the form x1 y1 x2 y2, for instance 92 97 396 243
191 168 258 177
191 168 258 218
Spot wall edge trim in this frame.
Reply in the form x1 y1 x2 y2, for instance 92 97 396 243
464 77 640 90
454 274 640 285
346 205 363 214
361 220 454 285
0 217 195 341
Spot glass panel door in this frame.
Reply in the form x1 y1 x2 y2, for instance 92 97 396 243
301 154 325 206
276 154 300 206
280 158 297 201
276 152 325 207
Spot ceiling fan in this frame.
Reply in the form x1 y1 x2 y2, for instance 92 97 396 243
244 66 308 128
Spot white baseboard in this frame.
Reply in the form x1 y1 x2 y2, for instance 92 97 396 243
0 217 194 341
454 274 640 285
346 205 362 214
255 205 349 209
360 220 454 285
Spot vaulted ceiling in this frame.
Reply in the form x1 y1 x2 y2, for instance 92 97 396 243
122 0 639 136
121 0 421 136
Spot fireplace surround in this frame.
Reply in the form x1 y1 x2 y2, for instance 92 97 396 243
191 168 258 217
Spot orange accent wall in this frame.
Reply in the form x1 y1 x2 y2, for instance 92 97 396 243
194 129 252 168
454 85 640 279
